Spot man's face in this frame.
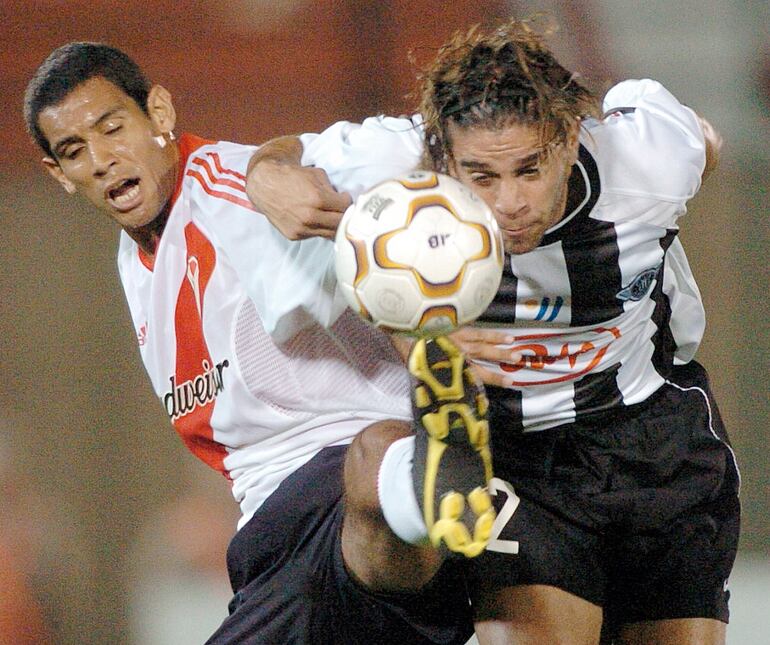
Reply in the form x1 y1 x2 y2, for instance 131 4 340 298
37 76 177 230
447 120 578 255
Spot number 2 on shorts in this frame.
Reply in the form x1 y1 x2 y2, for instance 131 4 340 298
486 477 520 554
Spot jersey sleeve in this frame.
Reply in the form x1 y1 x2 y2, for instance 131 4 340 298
300 115 424 197
597 79 706 206
187 141 348 344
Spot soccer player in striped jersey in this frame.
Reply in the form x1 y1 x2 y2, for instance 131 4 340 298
24 42 499 645
246 19 740 645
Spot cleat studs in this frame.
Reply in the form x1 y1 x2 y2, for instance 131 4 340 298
439 491 465 520
476 392 489 417
468 487 493 514
474 509 496 541
414 385 431 408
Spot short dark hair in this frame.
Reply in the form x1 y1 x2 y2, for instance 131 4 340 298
418 18 601 172
24 42 151 158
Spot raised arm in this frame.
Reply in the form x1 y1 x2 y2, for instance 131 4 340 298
245 135 351 240
247 116 425 241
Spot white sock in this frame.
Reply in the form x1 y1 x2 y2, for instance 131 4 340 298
377 436 428 544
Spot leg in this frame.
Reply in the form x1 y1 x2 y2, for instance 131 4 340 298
211 446 475 645
603 367 741 641
342 335 496 591
617 618 726 645
341 419 443 592
473 585 603 645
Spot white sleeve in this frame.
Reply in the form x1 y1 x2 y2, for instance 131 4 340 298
189 142 348 344
599 79 706 203
299 115 425 198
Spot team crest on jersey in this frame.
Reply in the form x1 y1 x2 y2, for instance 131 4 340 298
163 359 230 420
137 322 147 346
616 265 660 302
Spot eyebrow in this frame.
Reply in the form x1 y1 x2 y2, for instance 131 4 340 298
458 152 541 172
52 106 124 158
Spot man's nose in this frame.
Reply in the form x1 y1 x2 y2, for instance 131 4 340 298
494 178 525 216
89 140 117 176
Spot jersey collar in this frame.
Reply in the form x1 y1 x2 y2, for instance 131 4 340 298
540 144 601 246
137 133 215 271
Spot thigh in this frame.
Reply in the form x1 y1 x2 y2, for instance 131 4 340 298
603 475 740 628
604 368 741 626
617 617 726 645
473 584 602 645
468 413 612 607
210 445 475 645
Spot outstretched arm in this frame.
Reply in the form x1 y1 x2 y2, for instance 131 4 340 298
245 135 351 240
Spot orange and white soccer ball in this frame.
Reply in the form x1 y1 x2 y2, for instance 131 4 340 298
334 171 504 335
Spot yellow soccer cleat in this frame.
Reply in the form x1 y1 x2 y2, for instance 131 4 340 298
408 336 496 558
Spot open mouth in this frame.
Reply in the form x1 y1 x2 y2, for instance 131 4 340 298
107 178 141 210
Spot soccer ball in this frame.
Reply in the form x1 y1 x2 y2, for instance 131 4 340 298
334 171 503 335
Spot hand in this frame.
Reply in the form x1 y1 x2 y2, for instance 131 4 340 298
246 142 352 240
448 326 522 388
698 114 723 181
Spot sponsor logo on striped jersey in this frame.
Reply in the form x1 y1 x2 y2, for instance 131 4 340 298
500 326 622 385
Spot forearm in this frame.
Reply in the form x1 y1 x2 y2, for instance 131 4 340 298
246 135 303 177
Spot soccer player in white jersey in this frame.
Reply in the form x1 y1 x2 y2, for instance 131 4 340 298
246 19 741 645
23 42 500 645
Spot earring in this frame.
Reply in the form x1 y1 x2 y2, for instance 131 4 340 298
154 131 176 148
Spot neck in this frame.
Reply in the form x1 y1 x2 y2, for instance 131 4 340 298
127 201 172 257
128 140 180 257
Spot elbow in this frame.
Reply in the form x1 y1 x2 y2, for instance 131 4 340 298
699 115 723 180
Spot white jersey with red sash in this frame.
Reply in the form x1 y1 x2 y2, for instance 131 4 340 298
118 134 411 527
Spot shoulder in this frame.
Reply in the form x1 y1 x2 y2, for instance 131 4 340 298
183 138 260 215
301 114 423 178
584 79 705 201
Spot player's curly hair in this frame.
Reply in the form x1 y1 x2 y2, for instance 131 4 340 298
418 17 601 172
24 42 151 159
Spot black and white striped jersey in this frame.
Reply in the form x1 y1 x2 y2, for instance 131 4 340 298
301 79 708 432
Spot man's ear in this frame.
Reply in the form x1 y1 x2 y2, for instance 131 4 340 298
42 157 76 194
147 84 177 136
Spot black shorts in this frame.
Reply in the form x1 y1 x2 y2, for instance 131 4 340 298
205 446 474 645
470 360 741 625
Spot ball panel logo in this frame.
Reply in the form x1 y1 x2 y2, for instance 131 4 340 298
164 359 230 420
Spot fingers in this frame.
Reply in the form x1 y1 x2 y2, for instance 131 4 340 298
298 206 345 240
246 162 351 240
302 184 351 240
317 186 352 213
467 362 512 389
449 326 522 365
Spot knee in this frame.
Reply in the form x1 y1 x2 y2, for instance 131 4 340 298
344 420 410 511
